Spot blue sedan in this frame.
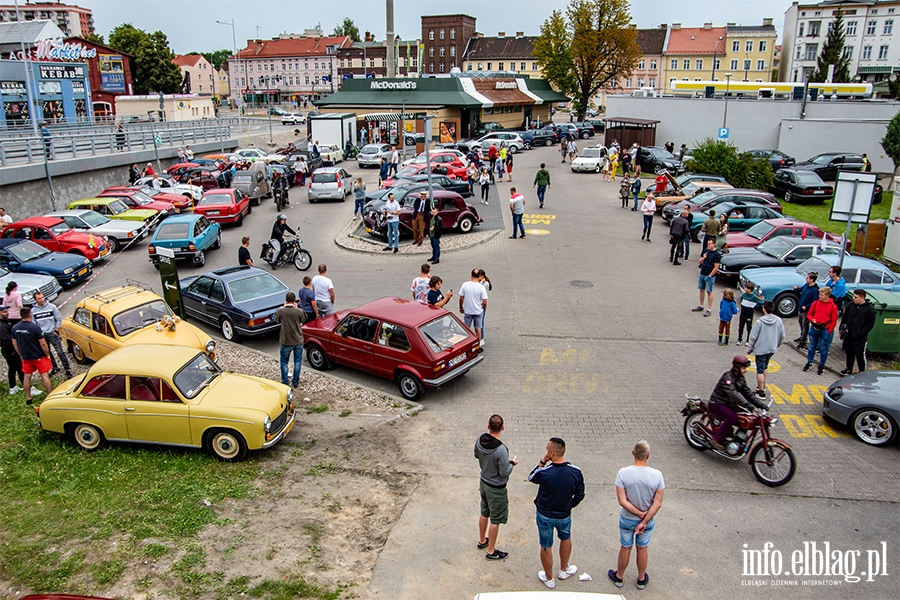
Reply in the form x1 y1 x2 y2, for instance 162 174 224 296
180 265 290 341
0 239 92 288
148 214 221 268
739 254 900 317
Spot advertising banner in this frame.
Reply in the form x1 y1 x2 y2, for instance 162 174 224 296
98 54 126 92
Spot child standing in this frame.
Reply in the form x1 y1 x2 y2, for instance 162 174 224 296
619 174 632 208
718 288 739 346
736 282 764 346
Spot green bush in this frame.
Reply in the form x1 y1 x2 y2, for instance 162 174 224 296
684 138 774 191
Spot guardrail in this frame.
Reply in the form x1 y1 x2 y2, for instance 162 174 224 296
0 124 232 167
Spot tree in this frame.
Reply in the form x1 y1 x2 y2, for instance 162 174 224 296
84 32 104 45
684 139 774 191
108 24 182 95
880 112 900 174
533 0 641 120
195 49 232 70
810 12 851 83
333 17 361 42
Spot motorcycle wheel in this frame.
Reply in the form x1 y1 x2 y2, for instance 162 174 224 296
683 413 708 451
749 440 796 487
294 249 312 271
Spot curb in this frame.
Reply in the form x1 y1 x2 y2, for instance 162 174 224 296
334 218 504 255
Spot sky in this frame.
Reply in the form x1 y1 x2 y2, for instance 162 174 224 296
86 0 794 55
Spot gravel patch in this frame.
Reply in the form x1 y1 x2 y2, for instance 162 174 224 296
335 217 501 254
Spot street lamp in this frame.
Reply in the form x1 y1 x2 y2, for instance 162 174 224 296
401 97 409 160
215 19 241 131
722 73 732 129
263 75 281 147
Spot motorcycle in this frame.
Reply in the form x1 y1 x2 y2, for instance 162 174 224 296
274 187 288 211
681 394 796 487
262 233 312 271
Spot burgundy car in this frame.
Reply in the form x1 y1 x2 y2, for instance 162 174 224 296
178 168 222 191
302 297 483 401
363 190 482 237
726 218 842 249
193 188 251 226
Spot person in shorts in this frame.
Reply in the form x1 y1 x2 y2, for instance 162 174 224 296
528 437 585 589
11 307 53 405
459 269 488 346
693 238 721 317
609 440 665 591
746 301 785 400
474 414 517 560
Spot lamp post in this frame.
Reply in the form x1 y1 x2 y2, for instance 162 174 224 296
722 73 732 129
401 97 409 160
215 19 241 130
711 36 722 79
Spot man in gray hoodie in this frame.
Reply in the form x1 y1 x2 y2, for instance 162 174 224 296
747 301 785 400
475 414 518 560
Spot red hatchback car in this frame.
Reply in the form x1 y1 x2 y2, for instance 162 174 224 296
98 187 177 218
726 218 843 249
193 188 251 226
302 297 484 401
0 217 110 262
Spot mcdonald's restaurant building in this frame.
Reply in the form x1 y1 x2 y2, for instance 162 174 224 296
314 76 567 147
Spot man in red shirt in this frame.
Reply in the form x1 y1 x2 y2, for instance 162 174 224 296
654 172 669 193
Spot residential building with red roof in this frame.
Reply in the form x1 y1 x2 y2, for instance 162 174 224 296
172 54 215 96
661 23 727 92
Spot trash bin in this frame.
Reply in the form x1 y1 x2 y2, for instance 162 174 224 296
861 289 900 354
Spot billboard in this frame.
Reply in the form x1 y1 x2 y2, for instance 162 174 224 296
98 54 126 93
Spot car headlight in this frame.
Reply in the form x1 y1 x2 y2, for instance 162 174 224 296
63 267 73 274
205 340 216 353
827 385 843 399
287 388 294 403
264 415 272 432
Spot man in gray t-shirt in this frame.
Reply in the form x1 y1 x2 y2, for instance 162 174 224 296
508 187 526 239
609 440 665 591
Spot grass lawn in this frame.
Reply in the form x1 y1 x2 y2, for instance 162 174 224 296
778 191 893 240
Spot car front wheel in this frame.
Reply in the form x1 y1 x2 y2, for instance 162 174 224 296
458 216 474 233
70 341 90 364
773 292 798 317
307 345 331 370
852 409 897 445
206 429 248 462
106 237 120 253
397 372 424 401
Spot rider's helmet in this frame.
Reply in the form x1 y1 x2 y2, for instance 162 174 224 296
732 355 751 367
278 213 287 220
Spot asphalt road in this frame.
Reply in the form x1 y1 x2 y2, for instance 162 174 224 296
49 142 898 599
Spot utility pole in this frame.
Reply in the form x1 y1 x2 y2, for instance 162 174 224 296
385 0 395 77
216 19 241 130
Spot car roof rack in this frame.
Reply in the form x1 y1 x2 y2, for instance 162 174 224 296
82 278 153 303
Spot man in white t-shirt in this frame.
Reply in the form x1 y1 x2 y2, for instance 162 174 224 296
311 264 335 316
609 440 665 591
390 146 400 176
0 208 12 225
459 269 488 345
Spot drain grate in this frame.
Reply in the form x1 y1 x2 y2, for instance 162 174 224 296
569 280 594 288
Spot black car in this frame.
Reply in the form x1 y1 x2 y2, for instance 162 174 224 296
364 182 447 213
528 128 560 146
394 173 471 197
770 168 834 203
746 149 795 171
180 266 290 341
584 119 605 133
637 146 683 174
718 236 846 277
285 150 324 173
270 163 296 187
792 152 865 181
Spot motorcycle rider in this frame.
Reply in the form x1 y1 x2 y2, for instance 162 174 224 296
272 170 289 206
266 214 296 265
707 356 768 451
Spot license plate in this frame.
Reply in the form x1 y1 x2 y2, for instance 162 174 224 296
207 210 220 215
77 268 88 276
449 352 467 367
365 227 373 233
283 417 294 436
814 190 825 194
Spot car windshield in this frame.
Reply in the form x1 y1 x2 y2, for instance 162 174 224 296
653 149 676 159
419 314 471 353
579 149 602 158
808 154 833 165
227 273 288 303
80 212 110 227
796 257 832 278
757 237 793 258
173 352 221 399
155 222 190 240
112 300 174 336
198 194 231 206
397 166 421 178
232 174 252 183
141 188 164 198
744 221 776 240
49 222 71 235
7 240 50 261
129 191 155 204
795 172 824 184
107 200 129 215
312 172 337 183
689 191 719 206
360 146 379 154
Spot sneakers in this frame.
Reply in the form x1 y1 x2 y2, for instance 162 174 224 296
637 573 650 590
817 366 825 375
793 337 802 343
558 564 578 580
703 310 711 317
477 538 489 549
735 339 743 345
538 571 556 589
803 363 812 372
840 368 852 376
31 386 43 396
692 306 704 312
485 549 508 560
9 385 21 395
755 390 766 399
607 569 624 588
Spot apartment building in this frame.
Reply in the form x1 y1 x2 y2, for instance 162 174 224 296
335 35 420 80
172 54 215 96
420 14 476 74
0 1 92 37
662 23 728 91
724 19 778 82
462 32 541 77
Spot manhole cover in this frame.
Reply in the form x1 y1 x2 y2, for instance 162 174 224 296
570 280 594 288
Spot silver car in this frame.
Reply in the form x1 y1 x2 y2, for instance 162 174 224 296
46 209 147 253
0 265 61 304
357 143 394 168
307 167 352 203
231 169 270 206
134 175 202 202
823 371 900 446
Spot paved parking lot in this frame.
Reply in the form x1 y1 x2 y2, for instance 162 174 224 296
52 142 898 599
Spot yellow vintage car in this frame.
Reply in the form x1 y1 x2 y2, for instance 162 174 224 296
37 345 295 461
59 283 216 364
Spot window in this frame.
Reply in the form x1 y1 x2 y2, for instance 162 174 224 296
714 58 721 70
886 19 894 34
670 59 678 70
649 78 656 88
746 40 754 52
378 322 410 351
638 78 645 87
843 46 854 59
695 77 702 82
638 60 645 69
862 45 872 59
732 40 740 52
805 44 818 61
696 59 703 70
477 62 483 70
450 46 455 57
796 47 802 60
82 374 126 399
625 78 633 88
498 62 504 70
450 28 455 39
439 29 445 39
846 20 857 35
757 59 766 70
281 63 286 70
369 58 375 67
730 59 738 69
429 62 434 73
809 21 821 36
304 76 309 85
428 47 434 57
520 62 526 70
440 63 445 72
439 47 444 57
759 40 767 52
683 59 690 69
92 313 112 337
799 23 805 37
650 60 657 69
532 62 538 70
467 63 473 71
879 45 889 59
668 77 676 89
867 20 876 35
130 377 179 402
487 62 492 70
429 30 434 40
337 315 378 341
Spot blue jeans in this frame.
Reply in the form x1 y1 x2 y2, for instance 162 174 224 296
354 197 365 216
633 192 640 210
430 236 440 261
536 184 546 204
386 220 399 249
682 235 691 259
512 212 524 237
280 343 303 387
807 328 834 367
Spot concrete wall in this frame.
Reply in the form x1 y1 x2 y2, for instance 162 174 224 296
604 95 900 172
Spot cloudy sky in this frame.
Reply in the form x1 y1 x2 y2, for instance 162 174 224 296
87 0 793 54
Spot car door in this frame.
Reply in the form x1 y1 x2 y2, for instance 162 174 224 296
77 374 128 440
206 278 228 323
195 217 217 249
374 321 424 378
64 307 93 358
183 276 215 325
858 269 893 290
782 245 814 265
440 196 461 228
85 311 119 359
331 314 377 372
125 376 192 444
32 226 61 253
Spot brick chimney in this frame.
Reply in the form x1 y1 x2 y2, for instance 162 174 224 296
763 18 773 26
703 22 712 30
498 32 505 38
364 31 372 42
672 23 681 30
515 31 524 37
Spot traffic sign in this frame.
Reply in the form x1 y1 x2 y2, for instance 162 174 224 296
718 127 729 139
154 134 162 147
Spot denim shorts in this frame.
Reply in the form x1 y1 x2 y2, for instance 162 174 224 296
619 514 655 548
698 274 716 293
464 312 484 331
536 510 571 548
755 352 774 373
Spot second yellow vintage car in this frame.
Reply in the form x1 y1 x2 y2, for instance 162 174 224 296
59 282 216 364
37 345 295 461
